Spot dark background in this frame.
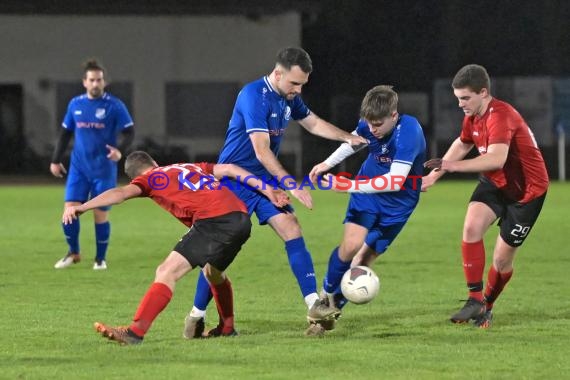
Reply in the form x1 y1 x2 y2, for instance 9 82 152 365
1 0 569 176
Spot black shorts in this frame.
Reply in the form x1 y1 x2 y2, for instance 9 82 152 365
470 178 546 247
173 211 251 271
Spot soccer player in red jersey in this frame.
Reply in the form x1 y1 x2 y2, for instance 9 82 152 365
422 64 549 328
62 151 289 344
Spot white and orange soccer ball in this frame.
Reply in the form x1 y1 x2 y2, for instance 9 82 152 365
340 266 380 304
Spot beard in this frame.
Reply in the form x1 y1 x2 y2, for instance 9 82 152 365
88 88 103 98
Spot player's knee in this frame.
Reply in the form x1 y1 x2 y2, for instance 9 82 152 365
155 261 178 282
462 222 485 241
338 243 360 262
274 216 303 240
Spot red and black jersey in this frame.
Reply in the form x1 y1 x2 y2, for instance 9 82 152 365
459 98 549 203
131 162 247 227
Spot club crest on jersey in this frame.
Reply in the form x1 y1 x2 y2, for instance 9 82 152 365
381 144 389 154
284 106 291 121
95 108 106 119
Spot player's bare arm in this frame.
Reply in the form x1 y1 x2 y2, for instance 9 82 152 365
212 163 290 208
249 132 312 209
62 184 142 224
422 138 474 191
425 143 508 173
298 112 368 146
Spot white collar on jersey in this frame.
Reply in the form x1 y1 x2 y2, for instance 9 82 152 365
263 76 277 93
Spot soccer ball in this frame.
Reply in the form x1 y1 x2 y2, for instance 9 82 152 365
340 266 380 304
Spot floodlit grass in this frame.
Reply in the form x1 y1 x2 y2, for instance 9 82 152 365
0 181 568 379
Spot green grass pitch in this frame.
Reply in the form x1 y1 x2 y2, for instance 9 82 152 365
0 181 569 379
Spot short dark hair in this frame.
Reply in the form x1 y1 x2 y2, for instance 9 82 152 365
82 58 105 78
276 47 312 73
360 85 398 120
125 151 155 179
452 64 491 93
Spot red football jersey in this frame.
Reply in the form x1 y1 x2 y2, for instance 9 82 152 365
131 162 247 227
459 98 549 203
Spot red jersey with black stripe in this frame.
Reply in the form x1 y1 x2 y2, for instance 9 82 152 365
131 162 247 227
459 98 549 203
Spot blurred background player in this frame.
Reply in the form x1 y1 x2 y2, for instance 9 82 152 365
423 64 549 328
309 85 426 331
50 59 134 270
62 151 289 345
185 47 368 333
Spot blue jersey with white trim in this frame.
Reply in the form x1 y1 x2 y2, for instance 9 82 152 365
62 92 133 178
218 76 310 177
352 114 426 218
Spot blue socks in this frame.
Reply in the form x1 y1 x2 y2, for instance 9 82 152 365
323 247 351 293
285 237 317 297
194 271 213 311
192 236 318 312
62 219 111 262
62 219 80 254
95 222 110 262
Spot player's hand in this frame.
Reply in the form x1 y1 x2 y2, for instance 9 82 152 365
106 144 122 162
320 173 348 193
423 158 443 171
290 188 313 209
309 162 332 183
344 135 369 146
424 158 457 173
50 163 67 178
62 206 84 225
265 189 290 208
420 175 436 192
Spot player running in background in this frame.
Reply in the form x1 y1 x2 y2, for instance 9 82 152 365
185 47 368 335
62 151 289 345
51 59 134 270
423 64 549 328
309 85 426 332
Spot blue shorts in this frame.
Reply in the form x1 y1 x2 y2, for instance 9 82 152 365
65 165 117 211
230 182 294 225
344 210 407 254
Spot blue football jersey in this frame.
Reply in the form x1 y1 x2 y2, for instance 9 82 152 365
62 92 133 177
218 76 310 177
351 114 426 222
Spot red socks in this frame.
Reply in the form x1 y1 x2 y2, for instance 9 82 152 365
484 266 513 310
210 278 234 334
461 240 486 301
129 282 173 337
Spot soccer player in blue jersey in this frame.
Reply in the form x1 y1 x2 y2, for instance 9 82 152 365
308 85 426 332
183 47 368 337
50 59 134 270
